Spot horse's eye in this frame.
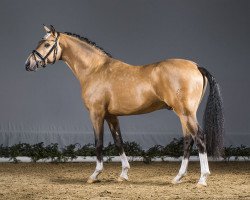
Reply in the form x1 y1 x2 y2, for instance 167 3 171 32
44 43 50 48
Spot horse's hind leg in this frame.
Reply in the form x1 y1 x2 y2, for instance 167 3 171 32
172 115 194 184
195 125 211 186
106 115 130 181
173 113 210 186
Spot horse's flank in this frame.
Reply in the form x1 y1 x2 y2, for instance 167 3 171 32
59 33 205 117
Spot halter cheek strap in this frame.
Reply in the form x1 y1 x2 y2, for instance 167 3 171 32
32 50 45 62
32 32 60 67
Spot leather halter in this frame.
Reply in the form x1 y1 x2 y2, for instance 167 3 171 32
32 32 60 68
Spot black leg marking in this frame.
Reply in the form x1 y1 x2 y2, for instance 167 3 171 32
194 126 206 153
106 116 124 155
90 111 104 162
183 135 194 158
94 134 103 162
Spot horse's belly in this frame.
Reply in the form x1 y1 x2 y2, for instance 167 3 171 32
107 92 169 116
108 103 167 116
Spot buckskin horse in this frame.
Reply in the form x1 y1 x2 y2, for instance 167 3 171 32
25 25 224 187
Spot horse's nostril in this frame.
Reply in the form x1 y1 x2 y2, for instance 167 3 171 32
25 61 30 67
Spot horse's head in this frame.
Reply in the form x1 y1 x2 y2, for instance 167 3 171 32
25 25 62 71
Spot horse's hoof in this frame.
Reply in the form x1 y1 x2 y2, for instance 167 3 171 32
117 176 128 182
171 179 182 184
87 178 99 184
196 182 207 188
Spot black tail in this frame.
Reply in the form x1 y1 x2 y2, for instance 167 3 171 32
198 67 225 157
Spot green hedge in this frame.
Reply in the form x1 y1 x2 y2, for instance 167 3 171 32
0 138 249 163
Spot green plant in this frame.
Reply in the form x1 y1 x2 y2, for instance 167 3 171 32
0 138 249 163
0 144 9 157
191 148 199 156
223 145 234 161
9 143 32 163
123 141 143 157
163 138 183 158
45 143 62 162
143 145 164 163
29 142 47 162
76 143 96 157
103 142 118 162
234 145 250 160
61 144 79 161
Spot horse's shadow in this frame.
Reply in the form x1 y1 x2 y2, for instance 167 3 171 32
50 177 193 186
50 177 118 185
50 178 87 185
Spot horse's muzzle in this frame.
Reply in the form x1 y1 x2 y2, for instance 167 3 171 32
25 61 31 71
25 64 33 72
26 66 32 71
25 61 36 72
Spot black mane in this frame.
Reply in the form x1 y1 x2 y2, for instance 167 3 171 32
64 32 112 57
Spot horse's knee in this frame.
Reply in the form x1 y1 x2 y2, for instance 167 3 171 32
96 141 103 150
184 117 206 153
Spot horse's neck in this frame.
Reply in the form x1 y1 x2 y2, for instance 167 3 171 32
59 34 109 82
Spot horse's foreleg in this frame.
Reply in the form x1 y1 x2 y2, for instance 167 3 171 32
106 116 130 181
87 110 104 183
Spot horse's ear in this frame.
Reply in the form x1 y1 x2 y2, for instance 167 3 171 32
50 25 56 35
43 24 51 33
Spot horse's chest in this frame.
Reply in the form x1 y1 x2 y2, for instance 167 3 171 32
81 84 108 108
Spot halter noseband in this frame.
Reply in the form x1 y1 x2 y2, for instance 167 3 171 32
32 32 60 68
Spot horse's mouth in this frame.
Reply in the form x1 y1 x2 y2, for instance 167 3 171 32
26 66 33 71
25 65 38 72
